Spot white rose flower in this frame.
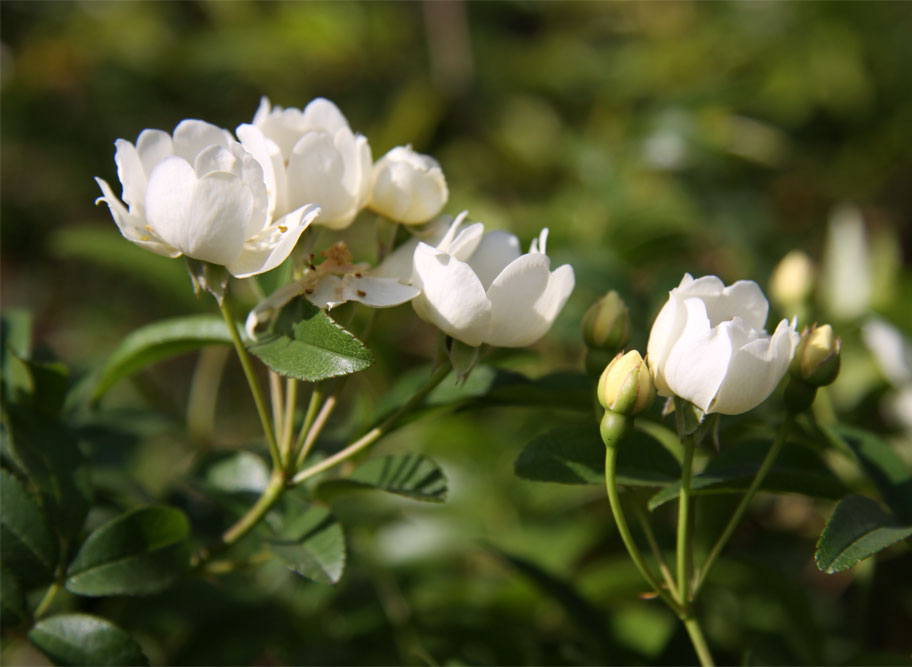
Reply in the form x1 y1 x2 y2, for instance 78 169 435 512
95 119 319 278
404 213 575 347
237 97 372 230
646 274 800 415
368 145 448 225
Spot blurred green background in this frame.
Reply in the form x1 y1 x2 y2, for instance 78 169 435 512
2 2 911 665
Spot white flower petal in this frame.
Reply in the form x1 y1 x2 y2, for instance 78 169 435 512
135 129 173 177
646 294 687 396
113 139 146 211
308 275 419 310
467 230 520 290
185 172 253 266
237 123 281 218
144 156 197 253
95 177 180 257
483 252 553 347
662 297 733 412
227 204 320 278
171 119 231 163
411 243 491 347
302 97 350 135
286 131 356 228
709 317 797 414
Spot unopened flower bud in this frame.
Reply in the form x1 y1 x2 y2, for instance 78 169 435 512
582 290 630 352
368 145 448 225
790 324 841 387
597 350 655 416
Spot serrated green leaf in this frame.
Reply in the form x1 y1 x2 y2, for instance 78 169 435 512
5 406 92 541
65 506 190 596
1 566 26 626
648 439 848 510
514 424 680 486
267 502 346 584
0 469 58 587
248 297 373 382
89 315 234 403
28 613 148 666
833 425 912 523
316 454 448 503
815 494 912 573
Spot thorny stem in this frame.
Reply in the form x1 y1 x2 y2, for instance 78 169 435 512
218 298 281 470
291 363 452 486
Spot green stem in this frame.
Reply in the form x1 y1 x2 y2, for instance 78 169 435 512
631 501 679 603
292 363 451 486
295 394 337 469
194 470 286 567
605 442 684 615
280 377 298 469
293 385 323 463
33 581 61 620
683 614 715 667
269 371 284 445
692 418 793 596
676 433 696 603
218 298 281 470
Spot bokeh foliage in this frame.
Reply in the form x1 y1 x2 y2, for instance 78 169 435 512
2 2 910 665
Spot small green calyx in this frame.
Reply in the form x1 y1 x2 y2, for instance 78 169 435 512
597 350 655 416
790 323 841 387
600 410 631 448
582 290 631 353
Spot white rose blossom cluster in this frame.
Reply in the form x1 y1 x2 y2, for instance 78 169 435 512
97 97 574 351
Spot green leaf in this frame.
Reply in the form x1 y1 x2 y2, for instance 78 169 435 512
815 494 912 573
316 454 448 503
89 315 234 403
5 406 92 541
0 469 58 586
267 501 346 584
514 424 680 486
833 425 912 523
1 309 33 400
204 450 270 495
65 506 190 596
648 439 849 510
28 613 148 666
1 566 26 627
248 297 373 382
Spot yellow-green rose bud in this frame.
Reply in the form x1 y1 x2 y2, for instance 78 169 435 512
597 350 655 416
582 291 630 352
789 324 841 387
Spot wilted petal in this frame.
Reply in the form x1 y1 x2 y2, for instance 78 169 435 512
710 317 797 414
411 243 491 347
308 274 419 310
227 204 320 278
662 298 733 413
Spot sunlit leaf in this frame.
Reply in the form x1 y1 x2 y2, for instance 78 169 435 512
815 494 912 573
248 297 372 382
66 506 190 596
316 454 447 503
89 315 234 403
28 613 148 666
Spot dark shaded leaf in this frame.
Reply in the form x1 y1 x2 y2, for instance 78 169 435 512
833 425 912 523
66 506 190 596
248 297 372 382
316 454 447 503
648 438 849 510
0 469 57 587
0 566 26 626
267 501 346 584
28 613 148 666
514 423 680 486
815 494 912 573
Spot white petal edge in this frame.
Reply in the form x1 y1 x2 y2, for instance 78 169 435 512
227 204 320 278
